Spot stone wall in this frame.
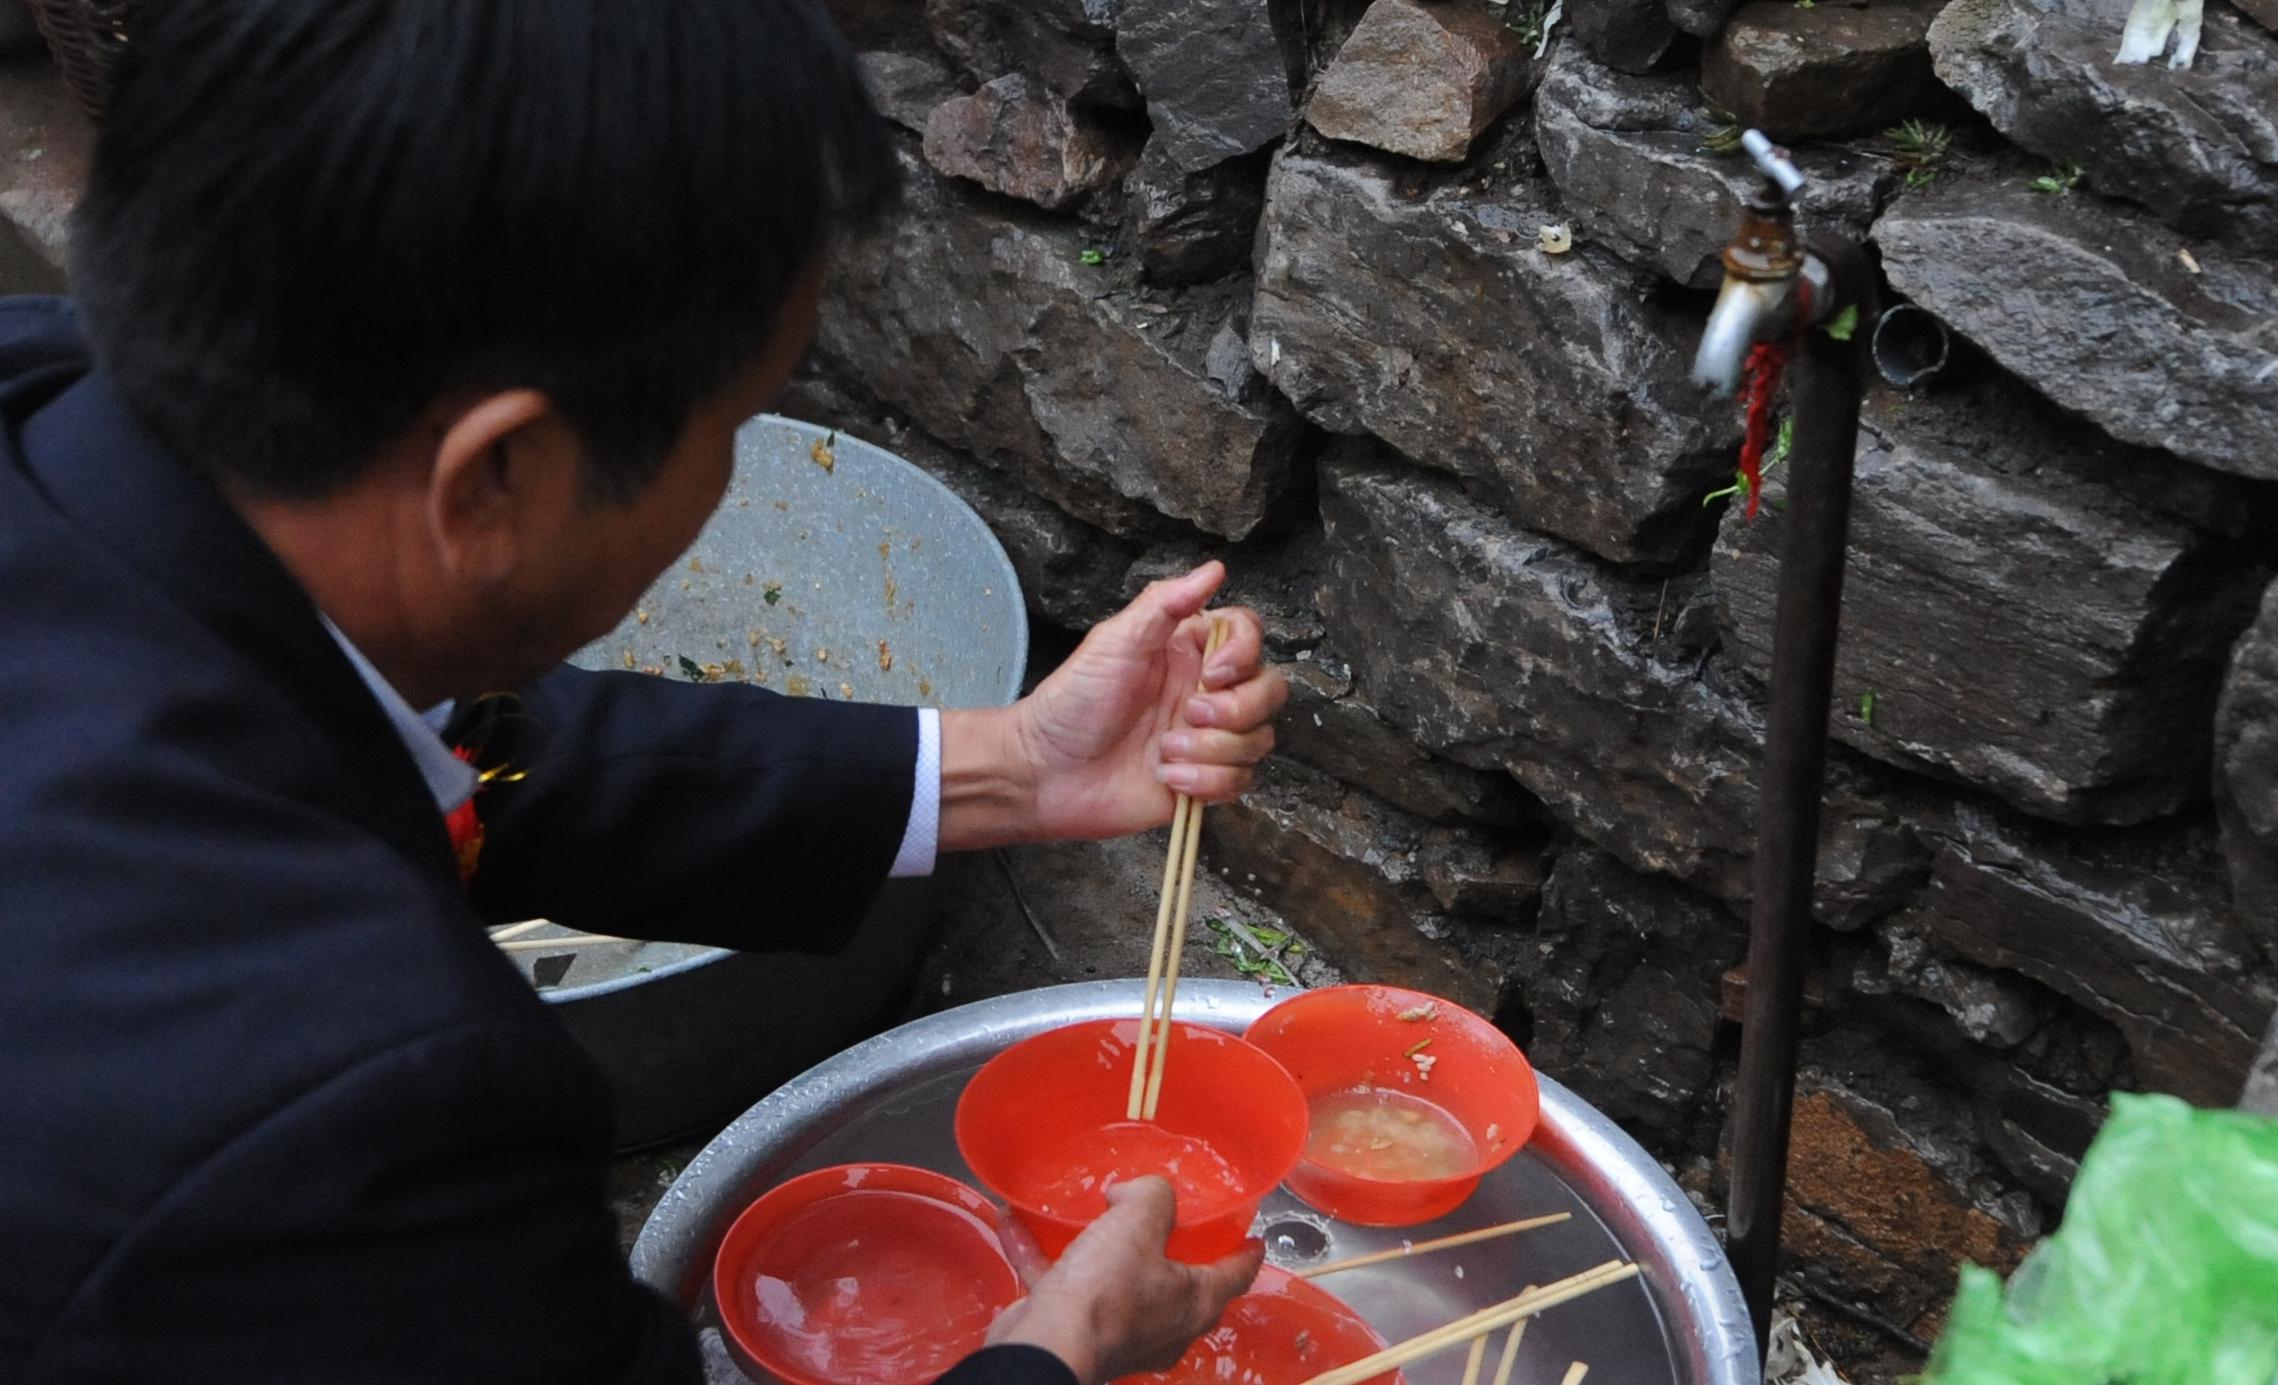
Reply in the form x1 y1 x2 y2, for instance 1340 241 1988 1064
798 0 2278 1333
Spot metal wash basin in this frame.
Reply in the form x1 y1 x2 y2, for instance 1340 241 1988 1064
634 980 1758 1385
511 415 1028 1149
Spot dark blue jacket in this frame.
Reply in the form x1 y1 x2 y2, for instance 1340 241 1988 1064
0 298 1070 1385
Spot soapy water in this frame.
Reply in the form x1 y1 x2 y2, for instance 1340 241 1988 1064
1306 1086 1478 1182
1027 1121 1249 1222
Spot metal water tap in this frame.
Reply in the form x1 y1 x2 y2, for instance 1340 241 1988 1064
1696 131 1881 1368
1691 132 1833 396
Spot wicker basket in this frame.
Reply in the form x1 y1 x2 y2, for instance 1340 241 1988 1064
27 0 131 121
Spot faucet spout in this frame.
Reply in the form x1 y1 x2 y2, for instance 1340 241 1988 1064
1692 275 1795 397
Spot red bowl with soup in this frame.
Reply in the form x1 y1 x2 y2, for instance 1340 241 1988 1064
1246 986 1539 1226
956 1018 1308 1263
712 1162 1022 1385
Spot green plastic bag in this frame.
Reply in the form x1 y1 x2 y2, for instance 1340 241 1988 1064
1925 1093 2278 1385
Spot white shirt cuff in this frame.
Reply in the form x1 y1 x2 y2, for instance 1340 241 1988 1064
888 707 941 879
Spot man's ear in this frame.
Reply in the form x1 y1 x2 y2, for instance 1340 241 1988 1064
425 389 578 586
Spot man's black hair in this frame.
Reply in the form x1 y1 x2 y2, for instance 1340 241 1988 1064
71 0 898 500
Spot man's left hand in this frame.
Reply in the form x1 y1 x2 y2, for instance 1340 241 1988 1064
939 562 1286 850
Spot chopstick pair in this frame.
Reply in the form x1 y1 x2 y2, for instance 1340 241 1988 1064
1126 615 1230 1123
1457 1293 1582 1385
1293 1260 1636 1385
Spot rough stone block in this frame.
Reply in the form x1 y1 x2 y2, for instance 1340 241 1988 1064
1200 758 1507 1013
1566 0 1686 72
1305 0 1534 163
1253 135 1739 567
1714 379 2273 825
1117 0 1293 171
1851 923 2055 1049
1771 1072 2037 1334
1523 849 1744 1151
1280 656 1537 827
1930 0 2278 251
1316 446 1928 916
1702 0 1948 140
924 0 1139 110
1899 803 2278 1107
1666 0 1745 39
1421 828 1547 920
859 50 963 135
2246 1010 2278 1113
1126 138 1269 286
922 73 1139 210
1534 46 1892 288
2217 579 2278 966
0 56 90 295
1876 180 2278 482
818 145 1302 540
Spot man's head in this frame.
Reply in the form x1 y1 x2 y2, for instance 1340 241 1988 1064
70 0 897 695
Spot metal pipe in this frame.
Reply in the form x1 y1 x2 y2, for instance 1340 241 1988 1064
1724 235 1876 1354
1870 303 1952 389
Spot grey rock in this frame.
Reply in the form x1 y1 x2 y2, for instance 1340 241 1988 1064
1876 179 2278 482
1253 136 1739 566
1566 0 1686 73
1853 924 2054 1048
1200 758 1509 1013
1667 0 1745 39
1901 803 2278 1107
922 74 1139 210
1280 658 1538 827
1306 0 1535 163
1317 447 1927 912
1702 0 1947 140
1127 139 1268 286
1929 0 2278 252
1525 848 1744 1152
2237 0 2278 35
924 0 1139 110
1117 0 1294 171
859 50 962 134
1971 1066 2106 1206
818 145 1301 540
1714 379 2274 825
2246 1009 2278 1113
2217 578 2278 964
1534 45 1893 287
1421 829 1548 919
0 56 87 297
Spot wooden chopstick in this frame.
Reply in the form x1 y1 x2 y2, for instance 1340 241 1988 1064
1559 1364 1590 1385
487 919 555 943
1486 1293 1536 1385
1129 615 1229 1123
1126 795 1193 1118
494 931 622 953
1458 1333 1489 1385
1298 1213 1572 1278
1293 1261 1640 1385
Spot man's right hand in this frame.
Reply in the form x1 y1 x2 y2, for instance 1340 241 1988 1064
983 1176 1264 1384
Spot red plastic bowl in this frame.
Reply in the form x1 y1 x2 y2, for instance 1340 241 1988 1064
956 1018 1308 1263
1246 985 1540 1226
1120 1266 1403 1385
711 1163 1022 1385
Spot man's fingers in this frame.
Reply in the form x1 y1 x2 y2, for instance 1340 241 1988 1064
1183 669 1288 735
1156 762 1255 802
1119 565 1227 650
1161 726 1274 770
1099 1174 1180 1244
1188 1238 1267 1326
1199 608 1264 690
993 1206 1052 1289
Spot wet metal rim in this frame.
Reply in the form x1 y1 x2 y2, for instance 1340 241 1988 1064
633 979 1758 1385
